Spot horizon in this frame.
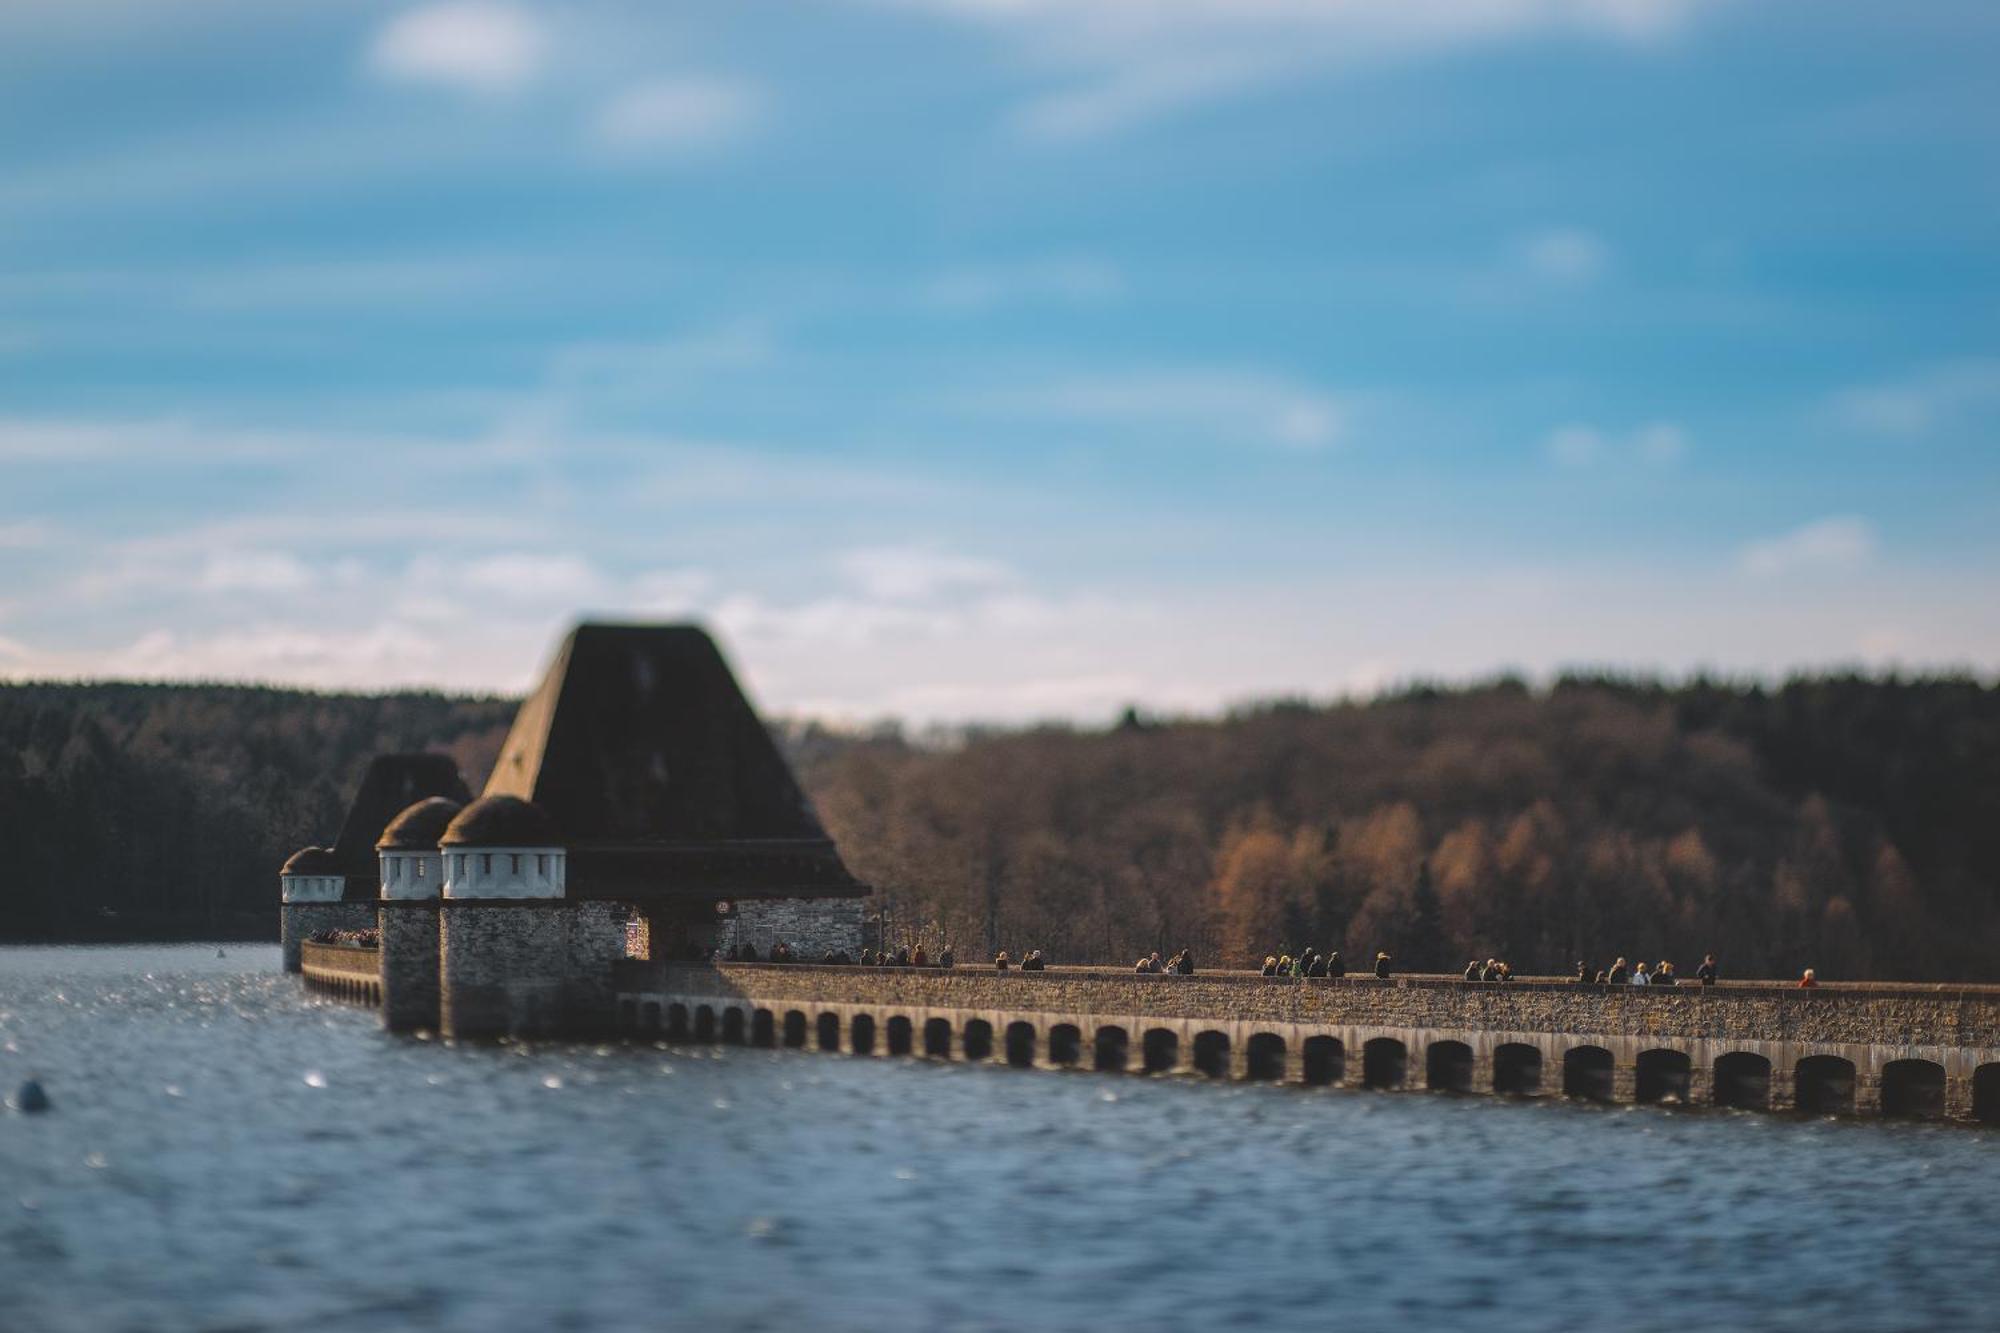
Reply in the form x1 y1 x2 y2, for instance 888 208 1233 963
3 1 1997 722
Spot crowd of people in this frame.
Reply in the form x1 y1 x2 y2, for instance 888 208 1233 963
694 937 1820 987
1573 954 1717 986
1133 949 1198 974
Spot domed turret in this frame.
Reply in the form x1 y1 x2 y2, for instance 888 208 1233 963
280 846 344 903
440 796 565 899
377 797 464 901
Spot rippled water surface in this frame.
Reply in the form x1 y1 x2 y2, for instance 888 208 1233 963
3 946 1997 1331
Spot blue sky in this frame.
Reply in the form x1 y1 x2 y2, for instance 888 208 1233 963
1 0 1996 721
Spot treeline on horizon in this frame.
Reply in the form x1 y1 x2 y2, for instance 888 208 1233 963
1 674 1996 982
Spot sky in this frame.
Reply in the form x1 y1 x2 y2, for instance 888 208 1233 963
1 0 1996 722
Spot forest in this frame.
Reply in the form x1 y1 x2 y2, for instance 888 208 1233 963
2 674 1996 981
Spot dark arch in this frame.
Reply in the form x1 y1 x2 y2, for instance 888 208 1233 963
750 1009 775 1048
849 1013 876 1056
1880 1059 1945 1120
1494 1043 1541 1096
1713 1052 1770 1110
1143 1028 1179 1074
667 1003 690 1041
1048 1024 1083 1067
1974 1064 2000 1124
1426 1040 1473 1093
720 1007 746 1045
782 1010 807 1048
1363 1037 1407 1090
1005 1021 1038 1068
924 1017 953 1059
1635 1049 1692 1105
886 1016 914 1057
1563 1045 1614 1102
1193 1031 1231 1079
1302 1036 1344 1087
1094 1026 1129 1073
693 1005 716 1043
640 1000 661 1036
1795 1055 1856 1116
962 1019 994 1062
1246 1033 1286 1082
620 999 637 1032
815 1011 841 1052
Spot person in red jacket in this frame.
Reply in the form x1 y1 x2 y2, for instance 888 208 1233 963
1798 967 1818 988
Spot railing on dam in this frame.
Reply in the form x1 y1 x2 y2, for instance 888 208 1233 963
300 941 381 1007
613 960 2000 1123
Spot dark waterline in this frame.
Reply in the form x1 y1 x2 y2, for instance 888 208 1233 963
3 946 1996 1332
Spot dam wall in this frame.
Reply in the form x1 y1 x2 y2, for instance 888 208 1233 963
614 962 2000 1122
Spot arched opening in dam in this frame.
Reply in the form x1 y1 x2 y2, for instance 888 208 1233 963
639 1000 659 1035
1048 1024 1083 1068
1426 1040 1473 1093
751 1009 775 1048
1005 1021 1038 1068
1094 1026 1129 1073
1879 1059 1945 1119
1713 1052 1770 1110
1245 1032 1286 1082
1301 1036 1344 1087
720 1006 745 1045
886 1015 913 1056
1363 1037 1407 1090
1794 1056 1856 1116
962 1019 994 1062
1494 1043 1541 1096
667 1003 690 1041
1975 1064 2000 1124
782 1010 807 1048
923 1017 952 1059
693 1005 716 1043
1635 1049 1692 1104
1143 1029 1179 1074
849 1013 876 1056
1563 1046 1614 1102
815 1011 841 1052
1193 1030 1231 1079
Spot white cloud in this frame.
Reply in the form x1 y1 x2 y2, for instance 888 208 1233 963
871 0 1713 140
101 623 445 688
839 546 1015 601
1544 420 1686 467
197 550 315 594
456 552 604 601
1829 359 2000 438
369 2 546 95
591 78 765 156
1521 226 1611 283
0 520 57 549
1740 517 1878 577
1002 369 1346 450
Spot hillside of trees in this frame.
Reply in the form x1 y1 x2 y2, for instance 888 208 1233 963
3 675 1997 981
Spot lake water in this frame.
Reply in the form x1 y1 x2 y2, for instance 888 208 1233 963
2 945 1996 1332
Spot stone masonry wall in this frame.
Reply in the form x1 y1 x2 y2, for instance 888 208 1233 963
718 897 865 960
378 902 440 1033
280 901 376 973
440 900 632 1040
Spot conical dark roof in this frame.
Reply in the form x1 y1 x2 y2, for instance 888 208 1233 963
481 623 866 901
329 753 473 898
